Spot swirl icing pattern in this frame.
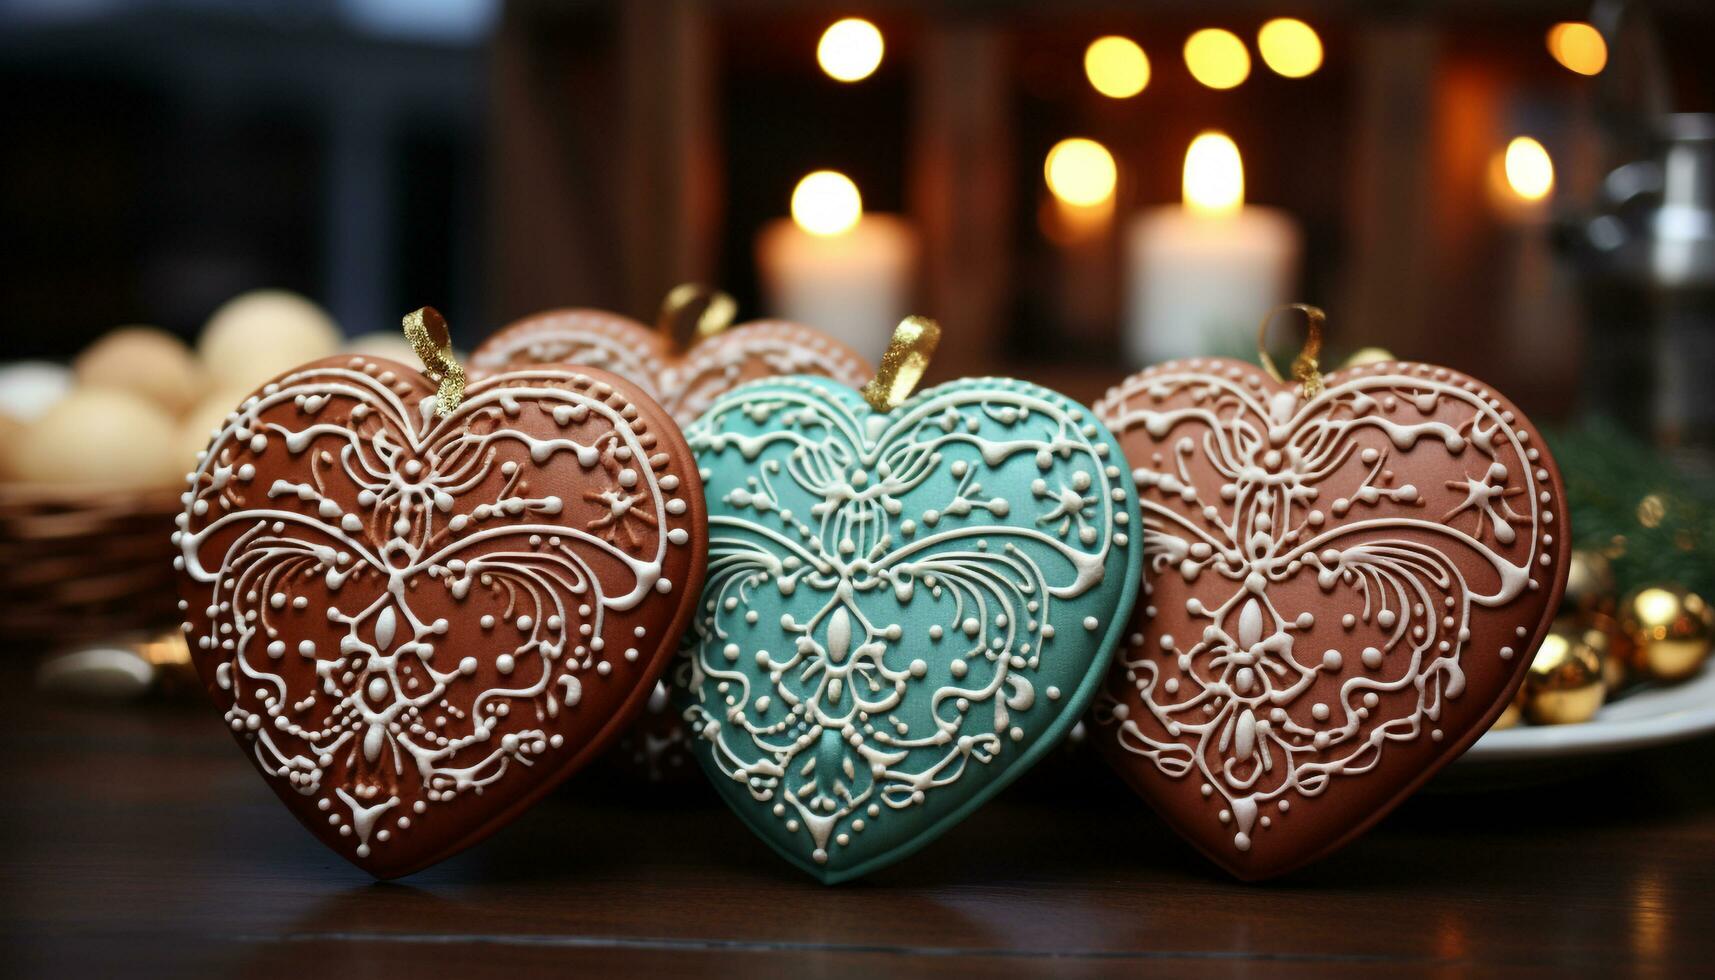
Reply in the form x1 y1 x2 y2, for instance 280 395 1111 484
470 309 873 424
472 308 875 782
677 375 1143 881
173 356 706 876
1090 357 1568 878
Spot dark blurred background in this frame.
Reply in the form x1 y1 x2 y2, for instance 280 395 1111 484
3 0 1714 421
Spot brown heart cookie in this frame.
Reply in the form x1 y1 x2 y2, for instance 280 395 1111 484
173 355 706 877
469 309 872 425
470 307 873 783
1091 357 1570 879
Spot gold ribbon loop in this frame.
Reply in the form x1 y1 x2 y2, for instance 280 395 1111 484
402 306 466 417
861 316 941 412
657 283 738 351
1257 304 1326 400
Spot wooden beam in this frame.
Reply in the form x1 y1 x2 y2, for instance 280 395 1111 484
620 0 722 319
909 21 1012 378
1341 21 1440 356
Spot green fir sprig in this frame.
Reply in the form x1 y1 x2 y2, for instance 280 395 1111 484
1546 417 1715 599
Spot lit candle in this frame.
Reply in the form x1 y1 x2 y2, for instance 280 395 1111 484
755 170 917 361
1124 132 1301 364
1042 138 1121 344
1490 136 1577 385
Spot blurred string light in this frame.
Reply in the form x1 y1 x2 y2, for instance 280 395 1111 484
1504 137 1555 201
1184 28 1250 89
818 18 885 82
1547 22 1607 75
1183 131 1244 215
1084 36 1150 98
791 170 863 236
1044 138 1117 207
1257 18 1322 78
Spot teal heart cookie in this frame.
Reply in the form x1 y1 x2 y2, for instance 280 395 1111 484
674 375 1144 882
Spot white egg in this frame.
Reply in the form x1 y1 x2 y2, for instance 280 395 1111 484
199 290 341 390
341 331 419 366
9 388 180 488
176 386 256 473
76 325 205 416
0 361 73 422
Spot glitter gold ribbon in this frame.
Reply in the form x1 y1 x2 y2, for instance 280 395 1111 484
402 306 466 417
657 283 737 351
1258 304 1326 400
861 316 942 412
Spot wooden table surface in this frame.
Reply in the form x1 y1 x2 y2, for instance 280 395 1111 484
6 663 1713 979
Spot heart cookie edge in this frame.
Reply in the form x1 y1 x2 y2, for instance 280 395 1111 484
682 374 1146 884
1092 356 1571 881
176 355 710 878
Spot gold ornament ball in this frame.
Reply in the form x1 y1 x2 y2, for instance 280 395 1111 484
1619 586 1714 682
1523 618 1608 725
1587 610 1632 690
1561 548 1616 617
1491 684 1528 731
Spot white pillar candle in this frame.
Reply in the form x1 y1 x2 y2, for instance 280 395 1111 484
756 171 916 362
1124 132 1301 365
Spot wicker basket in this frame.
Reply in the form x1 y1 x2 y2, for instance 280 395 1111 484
0 483 181 647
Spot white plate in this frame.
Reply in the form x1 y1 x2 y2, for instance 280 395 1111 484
1459 658 1715 764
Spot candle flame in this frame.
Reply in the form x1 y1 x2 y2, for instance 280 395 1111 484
1503 137 1554 202
791 170 863 236
1183 131 1244 216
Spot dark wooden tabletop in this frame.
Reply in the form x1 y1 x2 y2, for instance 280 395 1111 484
6 662 1713 979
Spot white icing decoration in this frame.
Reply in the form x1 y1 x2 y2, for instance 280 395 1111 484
471 315 872 425
1091 361 1557 856
473 312 872 784
470 311 672 400
680 377 1126 864
176 363 694 862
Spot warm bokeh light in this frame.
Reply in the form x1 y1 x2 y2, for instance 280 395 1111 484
791 170 863 236
1257 18 1323 78
1184 28 1250 90
1183 131 1244 216
1547 22 1607 76
817 18 884 82
1044 138 1118 208
1504 137 1555 201
1084 35 1150 98
1636 588 1681 634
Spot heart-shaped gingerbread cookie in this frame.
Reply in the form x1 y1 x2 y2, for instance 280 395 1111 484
678 374 1144 882
472 303 874 782
470 308 872 424
1090 356 1569 879
173 354 706 876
